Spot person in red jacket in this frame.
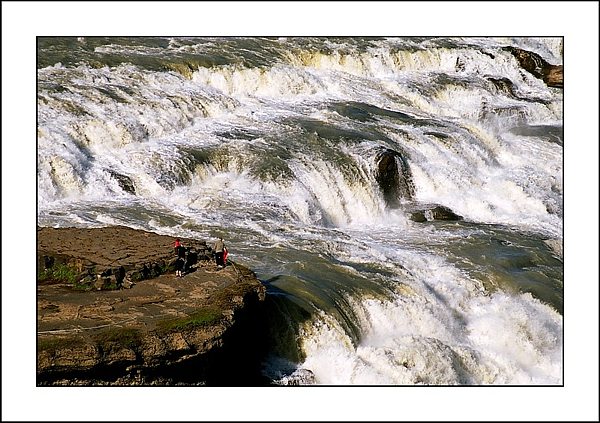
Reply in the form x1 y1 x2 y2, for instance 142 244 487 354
174 238 184 257
223 247 229 266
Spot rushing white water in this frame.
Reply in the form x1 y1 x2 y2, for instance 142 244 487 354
297 260 562 385
37 36 563 385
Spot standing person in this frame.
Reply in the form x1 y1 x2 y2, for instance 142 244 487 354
177 243 187 260
175 256 184 277
223 247 228 267
174 238 182 256
182 249 191 275
213 237 225 268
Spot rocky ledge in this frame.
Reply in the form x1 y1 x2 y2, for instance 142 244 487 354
37 226 267 386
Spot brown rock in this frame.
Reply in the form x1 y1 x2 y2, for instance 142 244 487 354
36 225 266 386
505 46 563 88
543 65 563 88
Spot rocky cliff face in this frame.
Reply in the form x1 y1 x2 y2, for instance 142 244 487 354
37 226 267 386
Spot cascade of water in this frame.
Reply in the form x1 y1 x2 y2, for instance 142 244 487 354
37 37 563 385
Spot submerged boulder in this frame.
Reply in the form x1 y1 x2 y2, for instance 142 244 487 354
405 204 463 222
430 205 463 221
108 170 136 195
374 148 414 208
409 211 427 223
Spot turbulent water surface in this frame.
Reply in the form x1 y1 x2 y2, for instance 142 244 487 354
37 37 563 385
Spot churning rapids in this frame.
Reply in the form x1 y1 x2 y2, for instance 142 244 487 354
37 37 563 385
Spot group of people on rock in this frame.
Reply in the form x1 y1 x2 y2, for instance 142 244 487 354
173 237 228 277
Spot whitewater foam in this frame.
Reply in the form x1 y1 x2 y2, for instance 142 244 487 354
37 37 563 386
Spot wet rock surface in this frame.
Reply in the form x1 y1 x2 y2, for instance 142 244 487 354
504 46 563 88
405 204 464 222
375 148 414 207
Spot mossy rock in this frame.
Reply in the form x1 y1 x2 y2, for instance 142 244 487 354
38 262 80 285
93 328 142 350
38 335 87 355
156 307 223 333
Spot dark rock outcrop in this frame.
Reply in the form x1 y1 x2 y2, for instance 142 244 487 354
487 76 516 96
107 170 136 195
505 46 563 88
406 204 464 222
374 148 414 207
430 205 463 221
409 211 428 223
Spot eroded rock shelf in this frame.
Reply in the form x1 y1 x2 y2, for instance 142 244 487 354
37 226 267 386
